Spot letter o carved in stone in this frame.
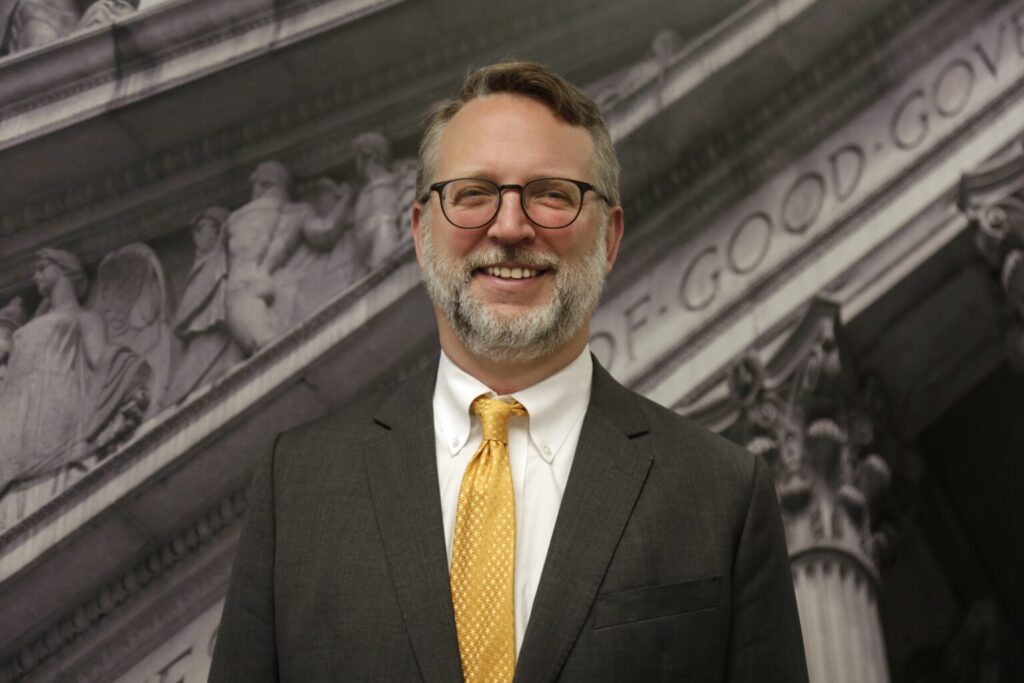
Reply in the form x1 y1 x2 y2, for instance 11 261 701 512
932 58 975 118
781 172 826 234
728 212 773 274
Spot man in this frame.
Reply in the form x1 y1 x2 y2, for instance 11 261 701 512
210 60 808 682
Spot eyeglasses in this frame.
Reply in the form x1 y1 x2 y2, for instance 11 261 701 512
423 177 611 229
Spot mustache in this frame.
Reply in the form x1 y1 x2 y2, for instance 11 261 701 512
461 246 561 272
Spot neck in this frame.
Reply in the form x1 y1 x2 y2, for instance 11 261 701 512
436 314 589 395
48 279 80 311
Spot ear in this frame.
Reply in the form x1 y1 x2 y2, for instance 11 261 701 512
411 201 427 267
603 205 624 273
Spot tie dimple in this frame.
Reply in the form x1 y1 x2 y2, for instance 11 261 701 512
474 396 527 443
450 395 528 683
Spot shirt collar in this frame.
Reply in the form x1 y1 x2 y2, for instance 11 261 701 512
434 347 593 463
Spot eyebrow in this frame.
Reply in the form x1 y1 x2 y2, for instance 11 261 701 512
443 171 579 182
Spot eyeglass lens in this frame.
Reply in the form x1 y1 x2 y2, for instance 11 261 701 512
440 178 583 228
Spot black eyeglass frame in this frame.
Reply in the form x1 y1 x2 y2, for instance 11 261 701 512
422 177 612 229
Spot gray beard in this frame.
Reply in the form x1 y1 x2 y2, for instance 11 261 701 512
419 222 608 363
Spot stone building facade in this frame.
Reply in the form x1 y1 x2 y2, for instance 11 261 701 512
0 0 1021 680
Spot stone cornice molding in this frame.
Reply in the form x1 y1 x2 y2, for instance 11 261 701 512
602 0 826 142
0 0 659 300
0 489 244 682
958 138 1024 210
0 0 405 126
590 0 1024 406
612 0 955 283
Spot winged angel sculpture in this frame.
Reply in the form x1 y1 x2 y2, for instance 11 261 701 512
0 244 171 497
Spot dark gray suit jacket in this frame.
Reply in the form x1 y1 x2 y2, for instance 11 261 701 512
209 360 809 682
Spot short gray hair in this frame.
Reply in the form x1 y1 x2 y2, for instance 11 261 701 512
416 60 620 207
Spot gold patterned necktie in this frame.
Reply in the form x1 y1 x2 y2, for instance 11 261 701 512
450 395 528 683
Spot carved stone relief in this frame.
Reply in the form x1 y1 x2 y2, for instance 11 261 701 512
0 296 27 387
0 133 415 528
0 0 139 57
165 207 243 407
0 247 161 499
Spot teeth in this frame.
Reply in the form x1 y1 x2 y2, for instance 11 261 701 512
485 266 539 280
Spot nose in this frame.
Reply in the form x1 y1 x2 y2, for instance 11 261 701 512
486 187 536 245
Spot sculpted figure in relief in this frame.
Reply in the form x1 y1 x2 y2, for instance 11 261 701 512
352 132 410 268
0 247 162 496
0 0 138 56
284 177 366 323
224 160 352 353
0 297 27 387
166 207 244 406
75 0 137 32
0 0 80 54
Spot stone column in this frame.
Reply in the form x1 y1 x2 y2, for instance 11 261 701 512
692 299 892 683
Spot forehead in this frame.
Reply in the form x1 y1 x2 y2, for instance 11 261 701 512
437 93 594 180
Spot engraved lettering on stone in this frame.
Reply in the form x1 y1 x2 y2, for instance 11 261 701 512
781 172 826 234
591 6 1024 377
932 58 975 118
727 212 773 274
678 245 720 312
622 293 651 363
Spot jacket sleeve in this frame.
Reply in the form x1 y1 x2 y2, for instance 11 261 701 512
725 453 810 682
208 436 281 682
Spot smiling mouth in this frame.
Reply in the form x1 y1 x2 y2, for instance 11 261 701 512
478 265 546 280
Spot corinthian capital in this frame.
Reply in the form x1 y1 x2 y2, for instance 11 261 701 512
959 141 1024 370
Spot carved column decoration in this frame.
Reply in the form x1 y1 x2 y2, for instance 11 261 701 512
959 139 1024 371
685 299 892 683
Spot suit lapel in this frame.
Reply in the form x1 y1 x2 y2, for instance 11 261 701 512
514 361 653 683
363 366 464 683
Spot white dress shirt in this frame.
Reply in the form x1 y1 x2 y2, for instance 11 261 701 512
432 346 593 654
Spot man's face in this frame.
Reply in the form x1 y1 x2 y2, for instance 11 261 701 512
412 93 623 363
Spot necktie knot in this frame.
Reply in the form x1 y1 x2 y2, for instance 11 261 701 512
471 396 527 444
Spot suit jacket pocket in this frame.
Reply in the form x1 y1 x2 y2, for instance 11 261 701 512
593 576 721 629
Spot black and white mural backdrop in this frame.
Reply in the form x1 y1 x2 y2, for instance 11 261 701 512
0 0 1022 680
